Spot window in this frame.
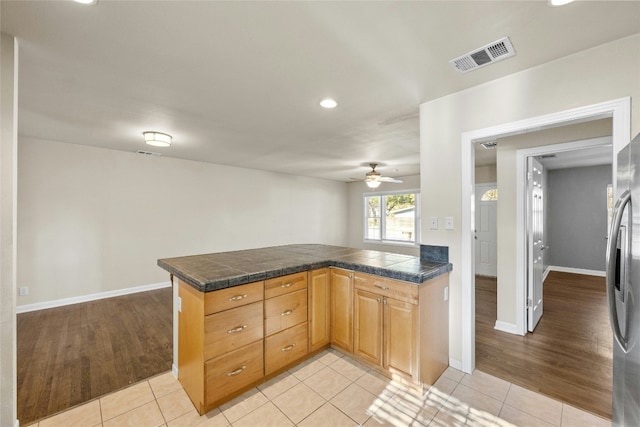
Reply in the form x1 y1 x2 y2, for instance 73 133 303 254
480 188 498 201
364 191 419 244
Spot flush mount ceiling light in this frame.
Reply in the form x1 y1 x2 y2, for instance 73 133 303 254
143 131 172 147
73 0 98 4
549 0 575 6
320 98 337 109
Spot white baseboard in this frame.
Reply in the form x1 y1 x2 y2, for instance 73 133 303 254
172 364 178 379
547 265 606 277
543 266 551 282
494 320 519 335
16 281 172 314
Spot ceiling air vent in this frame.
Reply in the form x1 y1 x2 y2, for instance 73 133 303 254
480 140 498 150
449 37 516 74
136 150 162 157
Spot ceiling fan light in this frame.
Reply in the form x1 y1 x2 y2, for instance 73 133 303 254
143 131 172 147
366 180 381 189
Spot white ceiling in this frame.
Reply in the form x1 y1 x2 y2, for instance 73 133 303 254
2 1 639 182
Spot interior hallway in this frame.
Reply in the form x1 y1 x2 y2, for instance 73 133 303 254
475 272 612 419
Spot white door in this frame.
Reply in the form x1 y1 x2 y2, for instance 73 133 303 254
527 157 545 332
475 183 497 277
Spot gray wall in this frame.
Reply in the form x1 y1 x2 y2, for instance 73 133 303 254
546 164 612 271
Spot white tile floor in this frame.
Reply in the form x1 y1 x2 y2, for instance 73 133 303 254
26 348 610 427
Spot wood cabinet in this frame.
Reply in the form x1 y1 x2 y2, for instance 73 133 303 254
330 268 353 352
308 268 331 352
264 272 309 375
353 289 383 365
178 279 264 414
353 271 446 386
177 264 449 415
353 281 417 378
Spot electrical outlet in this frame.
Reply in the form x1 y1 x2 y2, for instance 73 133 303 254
429 217 438 230
444 286 449 301
19 286 28 296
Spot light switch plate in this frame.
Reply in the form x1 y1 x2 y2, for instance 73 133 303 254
445 216 454 230
177 297 182 312
429 217 438 230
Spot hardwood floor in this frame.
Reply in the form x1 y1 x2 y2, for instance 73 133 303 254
476 272 612 419
17 287 173 425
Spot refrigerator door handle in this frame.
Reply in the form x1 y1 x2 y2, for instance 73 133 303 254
606 189 631 353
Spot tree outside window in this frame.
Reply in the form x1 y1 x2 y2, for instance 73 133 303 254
365 192 418 244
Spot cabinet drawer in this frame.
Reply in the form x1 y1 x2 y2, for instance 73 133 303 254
265 272 307 299
205 281 264 315
354 273 418 305
204 301 263 360
205 340 263 406
265 289 307 336
265 322 308 375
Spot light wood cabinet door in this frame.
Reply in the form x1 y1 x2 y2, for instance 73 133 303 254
353 289 383 366
330 268 353 352
308 269 331 352
384 297 417 379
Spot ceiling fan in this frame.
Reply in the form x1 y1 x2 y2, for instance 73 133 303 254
353 163 404 189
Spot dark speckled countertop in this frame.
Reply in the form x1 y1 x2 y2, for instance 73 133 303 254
158 244 452 292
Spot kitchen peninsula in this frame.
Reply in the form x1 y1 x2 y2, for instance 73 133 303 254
158 244 452 415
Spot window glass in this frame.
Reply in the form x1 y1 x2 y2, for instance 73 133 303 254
480 188 498 201
364 192 418 244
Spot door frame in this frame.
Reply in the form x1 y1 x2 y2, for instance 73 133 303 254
459 97 630 374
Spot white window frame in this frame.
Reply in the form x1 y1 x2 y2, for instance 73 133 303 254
363 189 420 246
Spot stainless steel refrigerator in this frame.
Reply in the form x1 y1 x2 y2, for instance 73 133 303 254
607 132 640 426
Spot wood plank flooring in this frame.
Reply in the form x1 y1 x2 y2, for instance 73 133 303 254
476 272 612 419
17 287 173 425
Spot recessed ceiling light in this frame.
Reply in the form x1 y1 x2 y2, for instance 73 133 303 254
74 0 98 4
549 0 575 6
320 98 337 109
143 131 172 147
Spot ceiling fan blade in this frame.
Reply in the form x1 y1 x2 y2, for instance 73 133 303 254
379 177 403 183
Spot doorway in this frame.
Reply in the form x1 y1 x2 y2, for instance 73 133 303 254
460 97 630 373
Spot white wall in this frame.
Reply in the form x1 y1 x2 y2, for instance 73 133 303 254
17 138 349 306
347 175 420 256
419 34 640 366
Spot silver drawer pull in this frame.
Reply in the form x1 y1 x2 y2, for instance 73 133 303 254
281 344 296 352
227 365 247 376
281 282 293 288
227 325 248 334
281 309 293 316
374 284 389 290
228 294 247 302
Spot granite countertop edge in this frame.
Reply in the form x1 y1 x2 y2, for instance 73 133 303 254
158 251 452 293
